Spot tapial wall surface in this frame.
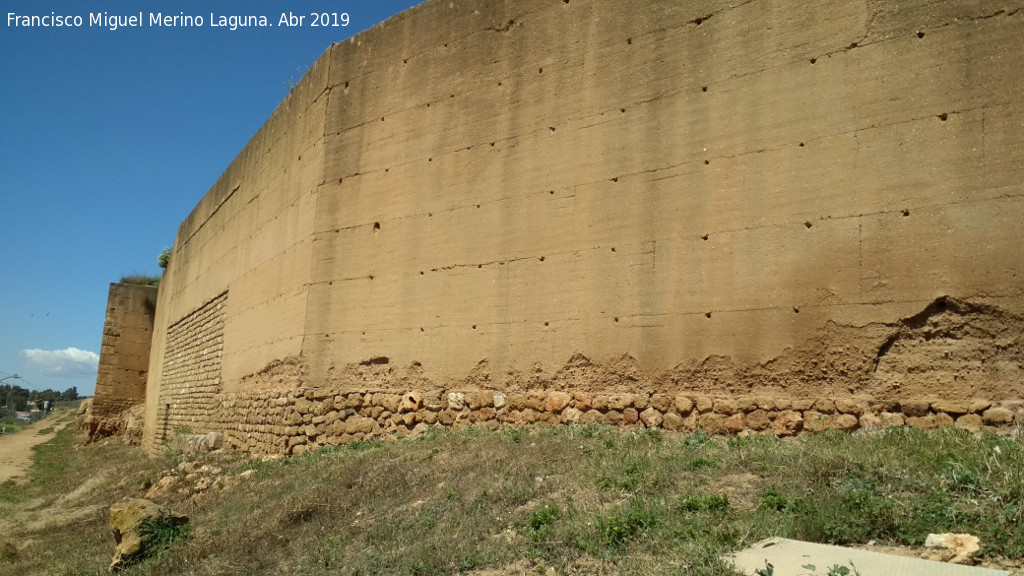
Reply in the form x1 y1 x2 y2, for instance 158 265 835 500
142 0 1024 453
91 283 157 438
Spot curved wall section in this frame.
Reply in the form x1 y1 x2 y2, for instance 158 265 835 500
144 0 1024 452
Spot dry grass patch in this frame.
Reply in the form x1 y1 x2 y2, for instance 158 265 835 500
1 423 1023 575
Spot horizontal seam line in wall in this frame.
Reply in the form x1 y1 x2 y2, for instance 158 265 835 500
185 137 325 249
182 87 328 247
302 188 1024 287
327 0 772 126
303 189 1024 282
179 187 239 250
306 295 1015 335
322 89 1001 205
165 291 228 332
321 0 881 154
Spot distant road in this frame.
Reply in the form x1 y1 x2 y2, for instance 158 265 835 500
0 415 72 484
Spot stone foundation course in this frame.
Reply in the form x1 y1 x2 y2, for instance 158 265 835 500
203 388 1021 456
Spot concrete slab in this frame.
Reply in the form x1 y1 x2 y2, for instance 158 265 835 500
730 538 1010 576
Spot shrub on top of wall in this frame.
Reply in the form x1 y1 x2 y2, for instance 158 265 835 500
157 247 172 270
120 275 161 287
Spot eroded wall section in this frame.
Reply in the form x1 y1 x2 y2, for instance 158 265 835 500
90 282 157 439
145 0 1024 453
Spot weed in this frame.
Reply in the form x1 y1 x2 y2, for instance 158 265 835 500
569 423 602 438
527 503 561 542
801 562 861 576
683 456 719 470
680 493 730 515
944 466 983 493
597 499 658 548
120 274 160 286
759 488 790 512
140 514 192 552
684 429 713 450
0 540 17 561
756 559 862 576
643 428 663 443
505 427 526 443
894 490 955 544
344 439 375 452
157 247 172 269
597 461 645 492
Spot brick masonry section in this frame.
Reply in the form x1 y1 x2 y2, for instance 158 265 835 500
156 292 227 444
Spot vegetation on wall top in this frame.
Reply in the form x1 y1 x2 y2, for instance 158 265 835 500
157 247 172 270
120 275 161 287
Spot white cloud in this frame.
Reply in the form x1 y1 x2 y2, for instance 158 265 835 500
20 347 99 377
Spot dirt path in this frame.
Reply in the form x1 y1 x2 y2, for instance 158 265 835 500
0 416 72 484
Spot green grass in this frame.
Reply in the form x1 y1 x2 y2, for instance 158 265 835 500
139 514 193 554
0 416 28 435
119 274 160 287
0 424 1022 575
1 404 75 436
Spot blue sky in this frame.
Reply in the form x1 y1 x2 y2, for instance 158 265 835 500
1 0 421 395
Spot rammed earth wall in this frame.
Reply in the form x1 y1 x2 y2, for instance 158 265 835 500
142 0 1024 453
91 283 157 439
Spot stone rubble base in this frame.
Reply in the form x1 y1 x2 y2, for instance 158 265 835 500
178 389 1024 456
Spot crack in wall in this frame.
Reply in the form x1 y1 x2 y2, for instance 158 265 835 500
932 7 1023 31
812 5 1023 63
484 18 518 33
687 0 757 28
858 222 864 299
311 184 572 240
178 185 239 249
861 1 883 45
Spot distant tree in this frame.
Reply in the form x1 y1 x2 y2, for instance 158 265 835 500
1 385 78 410
2 384 31 411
